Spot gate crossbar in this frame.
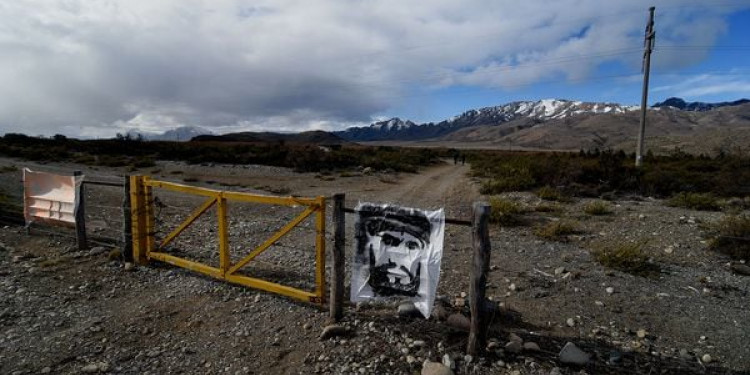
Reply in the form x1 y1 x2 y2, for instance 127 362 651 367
130 176 326 304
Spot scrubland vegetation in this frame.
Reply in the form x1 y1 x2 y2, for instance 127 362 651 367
471 149 750 198
0 133 439 173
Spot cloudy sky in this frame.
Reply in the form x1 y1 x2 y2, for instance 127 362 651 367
1 0 749 137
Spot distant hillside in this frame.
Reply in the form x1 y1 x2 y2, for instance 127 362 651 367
192 130 351 145
653 97 750 111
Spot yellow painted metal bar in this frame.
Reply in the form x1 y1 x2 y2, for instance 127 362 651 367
143 176 156 257
223 191 319 207
144 179 318 207
225 274 318 303
145 179 221 197
158 197 217 250
217 195 230 273
149 251 223 278
226 206 316 275
314 196 326 301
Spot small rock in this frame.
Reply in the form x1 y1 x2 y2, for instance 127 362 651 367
303 322 312 330
432 305 450 321
442 354 455 370
398 302 422 318
445 314 471 331
459 291 467 298
412 340 426 348
523 342 540 351
319 325 348 340
406 355 416 364
40 367 52 374
609 350 623 365
606 287 614 294
423 361 454 375
637 329 647 339
664 246 674 254
731 263 750 276
254 294 261 303
509 333 523 344
554 266 566 275
559 342 591 365
566 318 575 327
595 300 605 307
505 341 522 353
701 354 712 363
123 262 135 272
679 349 692 360
463 354 473 364
89 246 107 256
549 367 562 375
508 283 517 292
81 364 99 373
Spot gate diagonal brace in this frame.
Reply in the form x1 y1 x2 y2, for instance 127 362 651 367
226 205 317 276
158 197 218 250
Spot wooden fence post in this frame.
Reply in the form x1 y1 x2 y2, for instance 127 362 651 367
122 176 133 262
467 201 491 355
73 170 88 250
330 193 345 322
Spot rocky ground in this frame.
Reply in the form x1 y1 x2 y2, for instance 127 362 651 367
0 156 748 375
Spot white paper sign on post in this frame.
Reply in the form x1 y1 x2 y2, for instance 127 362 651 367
350 202 445 318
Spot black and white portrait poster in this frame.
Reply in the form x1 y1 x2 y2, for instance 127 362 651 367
350 202 445 318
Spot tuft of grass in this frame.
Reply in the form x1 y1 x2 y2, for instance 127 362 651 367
535 202 562 213
183 177 199 183
489 197 525 226
536 186 569 202
39 258 65 268
170 170 184 175
339 171 359 178
583 200 611 215
667 192 721 211
593 242 659 277
709 214 750 261
534 220 578 241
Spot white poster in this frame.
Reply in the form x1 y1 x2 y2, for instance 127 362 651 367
350 202 445 318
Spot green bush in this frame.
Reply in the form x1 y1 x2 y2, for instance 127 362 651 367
593 242 659 277
709 215 750 261
667 192 720 211
583 200 610 215
489 197 524 226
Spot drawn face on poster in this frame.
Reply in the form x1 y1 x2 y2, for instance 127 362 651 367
350 203 444 318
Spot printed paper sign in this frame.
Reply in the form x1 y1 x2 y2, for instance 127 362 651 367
350 202 445 318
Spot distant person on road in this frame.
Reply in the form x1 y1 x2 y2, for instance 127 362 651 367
453 152 459 165
461 154 466 165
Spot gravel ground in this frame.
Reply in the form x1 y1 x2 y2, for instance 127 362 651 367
0 157 748 375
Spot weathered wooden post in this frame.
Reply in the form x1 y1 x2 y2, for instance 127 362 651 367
122 176 133 262
330 193 345 322
467 201 491 355
73 170 88 250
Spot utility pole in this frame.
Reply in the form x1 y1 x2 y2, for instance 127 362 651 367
636 6 655 167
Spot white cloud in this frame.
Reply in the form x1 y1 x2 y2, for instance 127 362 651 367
653 73 750 99
0 0 746 136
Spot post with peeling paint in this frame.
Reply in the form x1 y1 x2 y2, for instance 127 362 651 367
330 193 345 322
467 202 491 355
73 170 87 250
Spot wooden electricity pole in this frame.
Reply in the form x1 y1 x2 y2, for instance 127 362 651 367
636 6 656 167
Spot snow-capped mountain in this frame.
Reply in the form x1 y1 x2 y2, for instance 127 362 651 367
126 126 213 141
336 99 639 141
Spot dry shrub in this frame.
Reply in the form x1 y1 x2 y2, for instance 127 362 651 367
534 220 578 241
489 197 525 226
667 192 720 211
583 200 610 215
536 186 570 202
709 215 750 260
535 202 562 213
593 242 659 277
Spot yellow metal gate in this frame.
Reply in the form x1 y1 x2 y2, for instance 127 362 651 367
129 176 326 304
